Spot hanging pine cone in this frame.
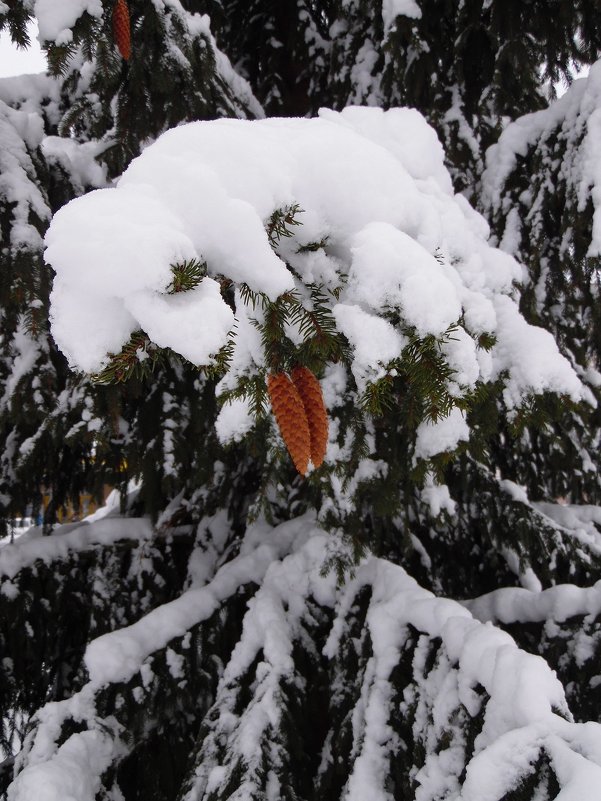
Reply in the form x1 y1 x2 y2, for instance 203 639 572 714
291 366 329 468
267 372 311 476
112 0 131 61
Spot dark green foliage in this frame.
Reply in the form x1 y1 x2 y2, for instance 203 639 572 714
0 4 31 48
92 332 167 385
265 203 304 247
480 73 601 513
415 456 601 596
506 612 601 726
207 0 331 116
168 259 208 295
99 590 254 801
39 1 261 178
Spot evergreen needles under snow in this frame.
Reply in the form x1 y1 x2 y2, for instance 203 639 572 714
46 108 584 454
5 515 601 801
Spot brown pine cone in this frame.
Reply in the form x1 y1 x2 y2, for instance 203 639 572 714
267 372 311 476
113 0 131 61
291 366 329 469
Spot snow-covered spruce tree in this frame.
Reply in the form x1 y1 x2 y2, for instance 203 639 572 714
0 3 261 777
0 71 107 532
3 5 601 801
4 107 601 800
0 1 261 532
483 71 601 519
201 0 601 601
470 61 601 730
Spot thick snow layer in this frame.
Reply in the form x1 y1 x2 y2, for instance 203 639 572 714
382 0 422 29
491 295 583 406
465 502 601 626
10 515 601 801
46 108 584 447
41 137 107 193
83 514 316 685
415 408 470 460
0 73 61 125
8 729 116 801
465 579 601 627
215 396 254 444
333 303 405 390
34 0 103 46
0 517 154 582
345 222 462 336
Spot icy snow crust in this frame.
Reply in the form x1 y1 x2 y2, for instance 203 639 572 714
8 514 601 801
46 108 583 455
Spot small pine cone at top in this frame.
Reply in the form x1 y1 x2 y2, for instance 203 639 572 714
267 373 311 476
291 366 329 468
113 0 131 60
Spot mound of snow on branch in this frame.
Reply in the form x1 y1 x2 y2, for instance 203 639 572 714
46 108 583 439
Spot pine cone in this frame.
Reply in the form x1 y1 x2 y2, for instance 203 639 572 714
267 372 311 476
291 366 329 468
113 0 131 61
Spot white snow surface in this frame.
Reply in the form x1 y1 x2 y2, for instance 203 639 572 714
465 578 601 627
0 517 154 582
382 0 423 29
0 73 61 123
46 107 585 449
41 137 107 193
8 729 117 801
415 408 470 460
8 513 601 801
34 0 103 46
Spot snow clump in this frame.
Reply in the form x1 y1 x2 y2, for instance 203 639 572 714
45 107 584 451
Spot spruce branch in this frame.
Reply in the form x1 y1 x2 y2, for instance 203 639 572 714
167 259 207 294
357 325 463 426
361 373 397 416
0 6 31 48
400 326 461 423
219 373 270 420
266 203 304 247
291 291 348 367
57 97 98 137
92 331 164 384
296 236 330 253
238 283 263 310
477 332 496 350
45 11 103 75
259 295 294 373
23 300 46 341
46 42 83 76
198 334 236 380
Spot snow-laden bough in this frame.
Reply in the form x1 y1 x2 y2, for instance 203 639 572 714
45 108 585 458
